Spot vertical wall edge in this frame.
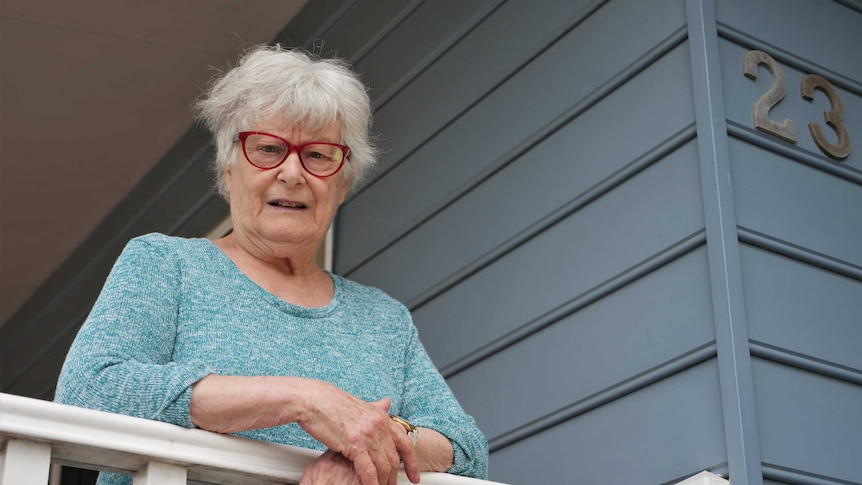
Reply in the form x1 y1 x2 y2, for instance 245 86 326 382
685 1 763 484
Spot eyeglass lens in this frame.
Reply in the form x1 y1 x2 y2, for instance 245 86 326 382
242 133 345 176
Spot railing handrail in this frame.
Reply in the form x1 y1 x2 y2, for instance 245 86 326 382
0 392 507 485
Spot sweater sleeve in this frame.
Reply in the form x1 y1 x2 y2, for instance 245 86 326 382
54 236 214 427
397 310 489 479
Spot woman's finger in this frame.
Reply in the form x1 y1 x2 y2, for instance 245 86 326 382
351 448 383 485
300 450 365 485
391 422 420 484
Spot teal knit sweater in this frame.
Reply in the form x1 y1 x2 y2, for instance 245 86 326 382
55 233 488 484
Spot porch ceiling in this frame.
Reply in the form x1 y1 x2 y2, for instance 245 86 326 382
0 0 308 328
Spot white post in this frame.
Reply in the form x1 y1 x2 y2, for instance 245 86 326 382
675 471 729 484
132 461 187 485
0 439 52 485
48 464 63 485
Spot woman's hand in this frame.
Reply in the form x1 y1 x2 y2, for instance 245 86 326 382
295 385 419 485
298 449 366 485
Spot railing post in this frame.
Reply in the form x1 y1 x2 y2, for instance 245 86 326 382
676 471 730 484
132 461 188 485
0 438 52 485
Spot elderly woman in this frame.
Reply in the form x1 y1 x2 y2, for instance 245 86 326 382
55 44 488 485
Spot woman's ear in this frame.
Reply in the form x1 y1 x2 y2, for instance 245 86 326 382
223 168 233 196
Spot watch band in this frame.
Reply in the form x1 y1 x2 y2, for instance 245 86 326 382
389 414 419 446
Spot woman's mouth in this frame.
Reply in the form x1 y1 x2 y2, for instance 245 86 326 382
269 200 307 209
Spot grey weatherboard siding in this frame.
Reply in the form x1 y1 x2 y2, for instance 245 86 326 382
330 0 862 484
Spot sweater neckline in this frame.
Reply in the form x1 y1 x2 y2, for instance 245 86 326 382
201 238 341 318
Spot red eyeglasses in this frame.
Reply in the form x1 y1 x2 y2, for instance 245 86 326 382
235 131 350 178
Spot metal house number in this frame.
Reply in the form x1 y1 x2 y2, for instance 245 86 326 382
743 49 851 160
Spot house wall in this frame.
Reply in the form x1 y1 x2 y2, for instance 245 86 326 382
316 0 861 484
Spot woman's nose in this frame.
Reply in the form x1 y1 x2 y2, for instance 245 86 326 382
276 149 306 183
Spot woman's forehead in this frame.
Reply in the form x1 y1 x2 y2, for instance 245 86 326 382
253 118 342 141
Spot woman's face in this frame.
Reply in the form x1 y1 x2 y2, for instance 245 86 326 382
224 118 349 255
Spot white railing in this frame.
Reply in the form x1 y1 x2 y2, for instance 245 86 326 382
0 393 508 485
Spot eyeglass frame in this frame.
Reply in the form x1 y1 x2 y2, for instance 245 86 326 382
234 131 350 178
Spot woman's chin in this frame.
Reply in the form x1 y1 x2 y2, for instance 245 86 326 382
258 230 323 251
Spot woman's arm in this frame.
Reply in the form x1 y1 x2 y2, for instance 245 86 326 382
397 316 489 479
190 374 420 485
55 237 213 427
189 373 452 481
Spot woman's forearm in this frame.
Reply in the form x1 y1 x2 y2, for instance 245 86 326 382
190 374 307 433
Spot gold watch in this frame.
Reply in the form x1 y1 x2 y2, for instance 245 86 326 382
389 414 419 446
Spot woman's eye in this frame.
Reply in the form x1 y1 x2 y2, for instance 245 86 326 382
259 144 282 154
250 143 287 160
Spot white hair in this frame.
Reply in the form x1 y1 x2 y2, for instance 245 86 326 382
194 44 377 198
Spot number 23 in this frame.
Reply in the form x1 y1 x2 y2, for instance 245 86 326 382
743 49 851 160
